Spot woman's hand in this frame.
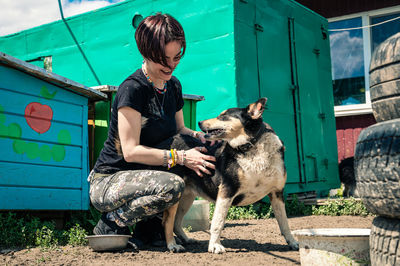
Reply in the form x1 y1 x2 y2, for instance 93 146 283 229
184 147 216 177
193 131 217 146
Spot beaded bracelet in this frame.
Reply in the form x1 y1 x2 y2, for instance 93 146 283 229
163 150 168 167
182 150 186 165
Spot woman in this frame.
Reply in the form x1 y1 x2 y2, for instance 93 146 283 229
88 13 215 242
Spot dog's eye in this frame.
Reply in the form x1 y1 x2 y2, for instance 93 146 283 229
217 115 230 121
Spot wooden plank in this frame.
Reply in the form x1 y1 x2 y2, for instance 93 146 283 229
302 197 363 206
344 128 354 158
0 88 84 126
0 162 82 188
353 128 362 146
0 65 88 106
0 138 83 168
81 104 90 209
0 52 107 101
0 187 83 210
0 114 82 146
336 129 345 162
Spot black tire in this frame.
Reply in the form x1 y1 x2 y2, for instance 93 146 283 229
369 32 400 122
369 216 400 266
354 119 400 219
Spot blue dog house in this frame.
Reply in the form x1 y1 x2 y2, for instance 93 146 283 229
0 52 106 210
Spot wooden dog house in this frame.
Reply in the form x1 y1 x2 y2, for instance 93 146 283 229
0 52 106 210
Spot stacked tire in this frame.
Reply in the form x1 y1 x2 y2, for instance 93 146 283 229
354 32 400 266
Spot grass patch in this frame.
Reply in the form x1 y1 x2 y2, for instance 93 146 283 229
0 208 98 249
210 196 372 220
311 197 370 216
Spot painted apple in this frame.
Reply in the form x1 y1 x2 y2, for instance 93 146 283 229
24 102 53 134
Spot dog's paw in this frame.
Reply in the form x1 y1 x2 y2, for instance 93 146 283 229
168 243 185 253
289 241 299 251
208 243 226 254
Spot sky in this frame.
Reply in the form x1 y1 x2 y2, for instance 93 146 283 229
0 0 124 36
329 31 364 80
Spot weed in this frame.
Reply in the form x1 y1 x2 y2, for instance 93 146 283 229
184 225 193 233
285 195 312 216
209 196 370 220
312 197 370 216
64 224 88 246
210 202 272 220
35 224 58 249
0 207 97 248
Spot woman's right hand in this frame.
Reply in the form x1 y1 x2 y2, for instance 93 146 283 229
184 147 216 177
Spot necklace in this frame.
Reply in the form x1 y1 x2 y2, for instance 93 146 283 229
154 89 166 116
142 65 167 94
142 65 166 116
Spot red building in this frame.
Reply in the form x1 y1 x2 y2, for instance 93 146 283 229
296 0 400 163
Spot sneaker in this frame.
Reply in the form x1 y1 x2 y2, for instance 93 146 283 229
93 213 131 236
127 236 144 250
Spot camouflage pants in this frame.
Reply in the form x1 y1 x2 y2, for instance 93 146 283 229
88 170 185 227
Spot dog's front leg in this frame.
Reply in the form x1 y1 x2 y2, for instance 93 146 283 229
163 203 185 252
174 190 198 244
208 196 232 254
268 191 299 250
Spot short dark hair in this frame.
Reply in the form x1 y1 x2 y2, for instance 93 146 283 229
135 13 186 68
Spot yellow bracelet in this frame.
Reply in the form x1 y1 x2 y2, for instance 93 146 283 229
170 149 175 168
174 149 178 165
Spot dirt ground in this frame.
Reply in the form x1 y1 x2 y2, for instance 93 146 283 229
1 215 374 266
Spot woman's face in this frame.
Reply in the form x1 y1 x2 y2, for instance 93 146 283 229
146 41 182 82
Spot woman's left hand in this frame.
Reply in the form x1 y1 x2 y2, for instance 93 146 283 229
194 131 217 146
183 146 216 177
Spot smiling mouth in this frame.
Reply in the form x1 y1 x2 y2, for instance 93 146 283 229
161 69 172 75
203 128 225 138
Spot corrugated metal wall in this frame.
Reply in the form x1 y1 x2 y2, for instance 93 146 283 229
0 0 237 126
336 114 376 162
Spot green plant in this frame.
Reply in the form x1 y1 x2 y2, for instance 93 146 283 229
0 212 27 247
210 202 273 221
184 225 193 233
35 224 58 249
285 195 312 216
0 208 96 248
209 196 371 221
64 224 88 246
312 197 371 216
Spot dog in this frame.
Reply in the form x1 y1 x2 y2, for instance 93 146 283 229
338 157 358 197
156 97 299 253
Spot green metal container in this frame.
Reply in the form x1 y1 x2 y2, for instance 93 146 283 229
0 0 339 196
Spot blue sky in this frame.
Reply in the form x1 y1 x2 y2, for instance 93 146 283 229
0 0 124 36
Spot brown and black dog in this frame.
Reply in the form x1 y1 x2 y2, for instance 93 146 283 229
154 98 298 253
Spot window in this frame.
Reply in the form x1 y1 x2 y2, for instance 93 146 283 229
371 13 400 53
329 18 365 106
328 7 400 116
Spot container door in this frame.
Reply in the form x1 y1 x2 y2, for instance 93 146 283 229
253 0 339 192
254 1 303 185
288 9 339 187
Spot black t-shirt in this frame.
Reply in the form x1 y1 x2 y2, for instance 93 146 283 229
93 69 184 174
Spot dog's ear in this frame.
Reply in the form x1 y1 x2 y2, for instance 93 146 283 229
247 98 267 119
